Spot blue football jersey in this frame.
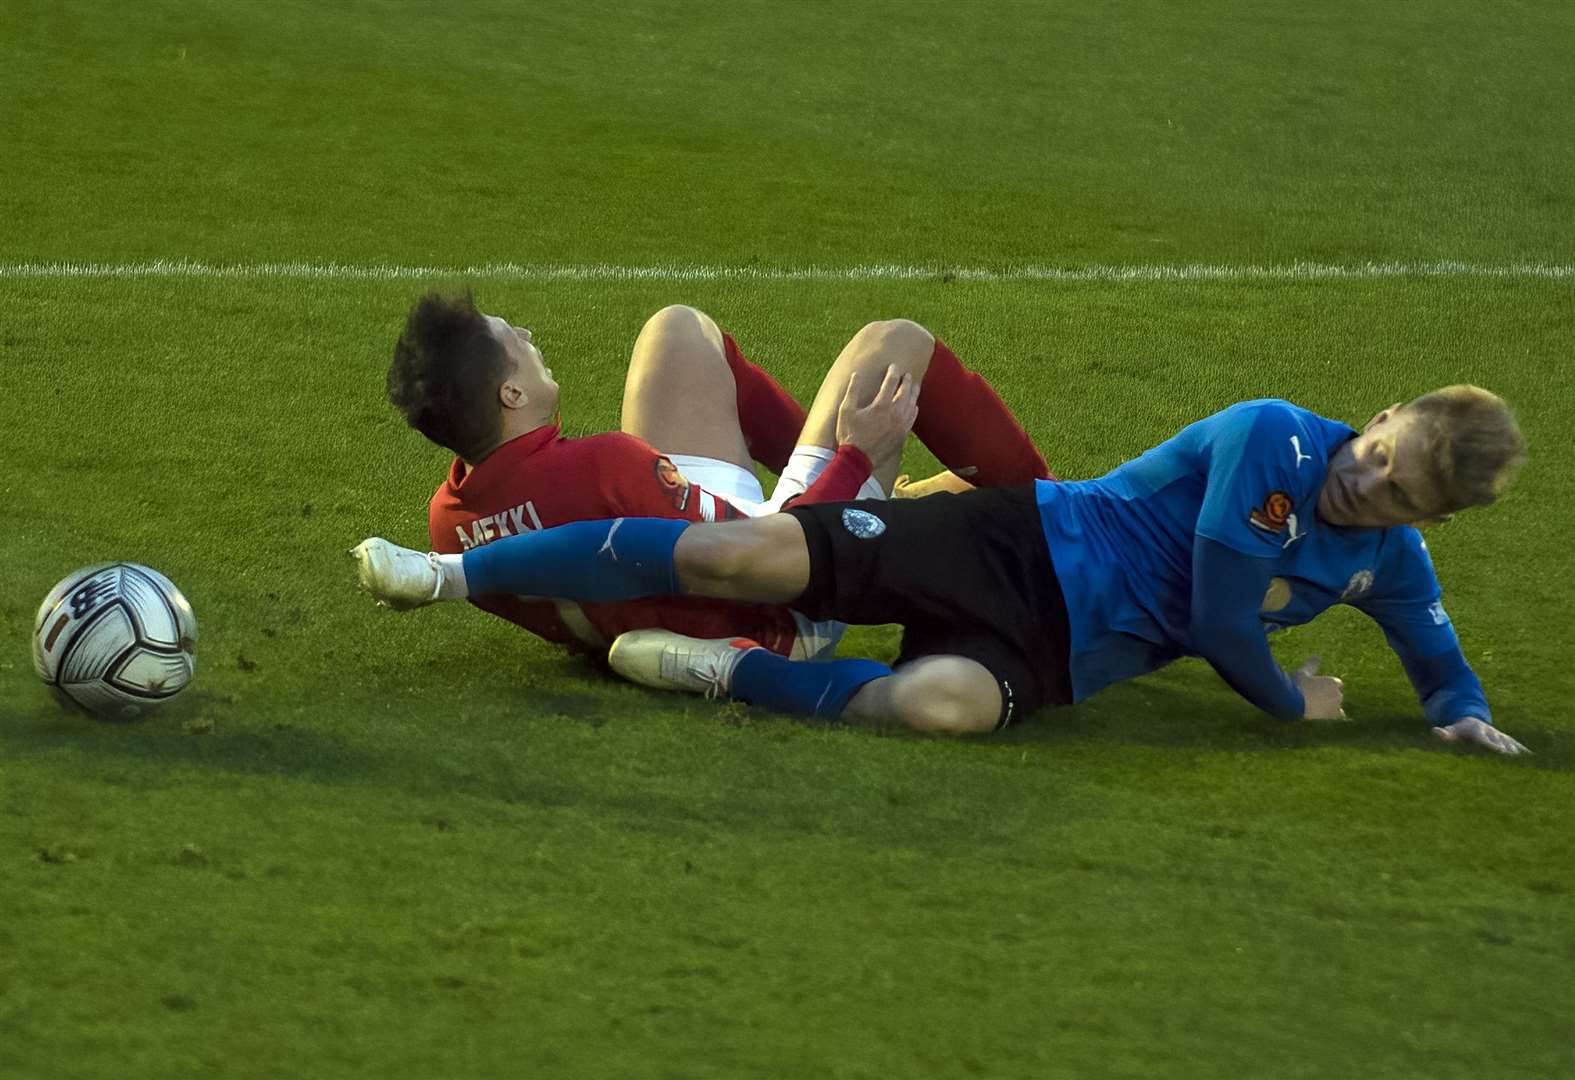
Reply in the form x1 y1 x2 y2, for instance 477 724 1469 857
1035 399 1490 725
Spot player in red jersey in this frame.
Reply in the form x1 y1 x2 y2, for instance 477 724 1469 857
383 293 1050 661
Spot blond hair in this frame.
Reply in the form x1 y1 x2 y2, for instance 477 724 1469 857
1405 385 1526 511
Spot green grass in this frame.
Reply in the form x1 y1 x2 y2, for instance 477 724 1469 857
4 0 1574 266
3 2 1574 1078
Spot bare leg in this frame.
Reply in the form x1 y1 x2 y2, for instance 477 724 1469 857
672 513 811 603
620 305 753 470
618 517 1004 734
794 319 937 493
843 655 1002 734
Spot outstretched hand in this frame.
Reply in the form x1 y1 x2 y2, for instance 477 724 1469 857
1290 658 1528 754
1292 656 1346 720
1434 717 1530 755
835 365 920 467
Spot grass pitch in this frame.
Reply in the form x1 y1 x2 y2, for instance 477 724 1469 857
3 3 1574 1079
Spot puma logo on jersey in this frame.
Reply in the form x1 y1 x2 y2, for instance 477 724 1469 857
1281 513 1306 549
1290 435 1313 469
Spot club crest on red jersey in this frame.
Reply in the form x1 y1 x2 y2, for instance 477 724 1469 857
1250 491 1293 533
654 456 691 512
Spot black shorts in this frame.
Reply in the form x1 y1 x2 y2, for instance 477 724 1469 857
784 484 1073 727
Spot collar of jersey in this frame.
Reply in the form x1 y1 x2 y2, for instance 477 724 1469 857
446 422 563 491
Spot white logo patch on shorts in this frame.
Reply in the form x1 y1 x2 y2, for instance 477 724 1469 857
1341 570 1375 601
841 508 886 539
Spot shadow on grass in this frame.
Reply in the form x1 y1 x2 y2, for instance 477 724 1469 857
3 652 1564 829
0 692 379 786
988 672 1571 769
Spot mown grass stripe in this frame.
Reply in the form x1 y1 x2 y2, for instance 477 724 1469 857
3 260 1573 282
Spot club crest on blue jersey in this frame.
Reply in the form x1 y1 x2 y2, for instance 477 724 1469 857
841 508 886 539
1261 577 1293 612
1250 491 1293 533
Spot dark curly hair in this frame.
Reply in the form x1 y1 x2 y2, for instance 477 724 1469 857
387 291 512 462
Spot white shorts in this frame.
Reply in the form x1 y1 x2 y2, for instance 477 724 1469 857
663 446 887 660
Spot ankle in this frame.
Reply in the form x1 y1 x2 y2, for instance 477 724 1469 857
433 554 469 600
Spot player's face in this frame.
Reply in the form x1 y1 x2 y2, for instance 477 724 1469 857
485 314 559 416
1317 405 1448 528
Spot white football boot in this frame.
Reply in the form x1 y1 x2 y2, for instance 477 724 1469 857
608 630 761 700
350 537 444 610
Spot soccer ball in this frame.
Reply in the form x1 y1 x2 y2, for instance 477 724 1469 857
32 563 198 720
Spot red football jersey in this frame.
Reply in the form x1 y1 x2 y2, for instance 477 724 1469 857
427 423 872 656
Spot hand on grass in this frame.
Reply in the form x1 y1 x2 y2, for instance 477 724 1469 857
836 365 919 467
1293 656 1346 720
1433 717 1530 755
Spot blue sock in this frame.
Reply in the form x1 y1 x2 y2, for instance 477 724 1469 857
463 518 688 602
730 649 891 721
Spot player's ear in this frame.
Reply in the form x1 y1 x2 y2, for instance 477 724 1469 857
1363 404 1401 431
499 378 528 410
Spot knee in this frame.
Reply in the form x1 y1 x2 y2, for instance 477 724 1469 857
901 695 998 735
629 305 726 385
637 305 718 349
897 679 997 735
849 318 936 370
673 524 751 590
880 656 1002 734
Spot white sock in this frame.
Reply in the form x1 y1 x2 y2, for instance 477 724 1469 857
775 445 837 504
773 444 890 504
434 554 469 600
717 640 759 692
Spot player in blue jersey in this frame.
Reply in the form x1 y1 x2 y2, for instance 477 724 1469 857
352 385 1529 753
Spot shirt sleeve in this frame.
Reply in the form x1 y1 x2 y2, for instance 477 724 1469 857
1190 535 1306 720
1196 404 1321 557
1353 532 1492 727
589 433 749 523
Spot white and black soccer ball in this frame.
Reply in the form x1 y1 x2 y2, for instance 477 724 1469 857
32 563 198 720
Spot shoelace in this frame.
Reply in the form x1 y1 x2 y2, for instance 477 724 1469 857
660 645 729 700
423 552 444 603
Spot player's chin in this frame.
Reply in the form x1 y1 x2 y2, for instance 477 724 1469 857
1327 506 1389 529
1315 495 1351 527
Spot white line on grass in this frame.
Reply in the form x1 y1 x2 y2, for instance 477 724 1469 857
1 260 1572 282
